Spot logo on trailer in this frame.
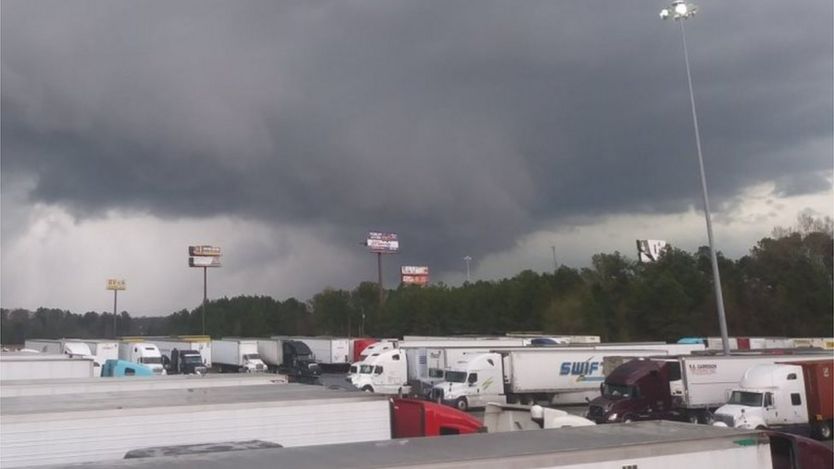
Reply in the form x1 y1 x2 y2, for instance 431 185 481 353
559 361 603 381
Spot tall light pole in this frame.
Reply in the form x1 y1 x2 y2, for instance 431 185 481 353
660 1 730 355
551 245 557 272
463 256 472 283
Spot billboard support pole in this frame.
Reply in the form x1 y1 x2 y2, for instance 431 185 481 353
202 266 207 335
377 252 384 306
113 290 118 338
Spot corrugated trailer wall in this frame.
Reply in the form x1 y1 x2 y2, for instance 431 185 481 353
0 385 391 468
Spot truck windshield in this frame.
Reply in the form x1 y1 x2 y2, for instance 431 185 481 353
429 368 444 379
141 357 162 365
728 391 763 407
603 384 637 398
446 371 467 383
359 364 374 374
183 355 203 364
243 354 262 361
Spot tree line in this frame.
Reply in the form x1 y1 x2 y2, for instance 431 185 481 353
2 214 831 345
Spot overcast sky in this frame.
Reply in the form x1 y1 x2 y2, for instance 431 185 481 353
2 0 831 316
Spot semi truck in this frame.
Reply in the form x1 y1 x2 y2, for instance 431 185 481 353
101 359 155 377
271 336 351 367
351 342 528 395
0 384 481 468
255 338 320 382
118 342 166 375
150 337 212 368
164 349 207 375
587 352 833 424
0 352 95 380
211 339 267 373
713 359 833 440
44 421 833 469
431 347 688 410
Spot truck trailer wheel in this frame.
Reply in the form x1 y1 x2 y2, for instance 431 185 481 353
455 397 469 412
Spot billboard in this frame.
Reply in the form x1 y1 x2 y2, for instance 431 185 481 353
637 239 668 263
401 266 429 286
189 245 222 257
106 279 126 291
189 256 222 267
189 245 222 268
366 232 399 253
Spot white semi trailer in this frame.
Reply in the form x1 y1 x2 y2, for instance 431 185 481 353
41 421 825 469
0 352 95 380
82 340 119 375
0 384 392 468
1 374 288 397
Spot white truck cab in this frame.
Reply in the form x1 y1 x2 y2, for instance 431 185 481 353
431 352 505 411
119 342 167 375
350 349 408 394
713 364 807 431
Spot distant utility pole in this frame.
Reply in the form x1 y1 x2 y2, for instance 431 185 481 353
377 252 384 306
551 245 557 272
464 256 472 283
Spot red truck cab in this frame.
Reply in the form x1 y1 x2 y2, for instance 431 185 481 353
391 398 484 437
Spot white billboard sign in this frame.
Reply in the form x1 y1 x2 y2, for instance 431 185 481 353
366 232 399 253
401 266 429 275
189 245 222 268
637 239 668 262
401 265 429 286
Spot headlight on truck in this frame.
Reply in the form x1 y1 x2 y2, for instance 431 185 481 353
607 413 619 422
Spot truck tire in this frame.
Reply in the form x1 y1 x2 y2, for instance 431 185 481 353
455 397 469 412
623 414 635 424
361 385 374 393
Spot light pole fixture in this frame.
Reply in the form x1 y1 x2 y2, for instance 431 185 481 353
463 256 472 283
660 1 730 355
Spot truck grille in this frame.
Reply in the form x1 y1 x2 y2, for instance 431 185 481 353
587 405 604 421
713 413 734 427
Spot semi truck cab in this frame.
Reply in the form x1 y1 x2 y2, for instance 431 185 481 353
351 349 408 394
430 352 505 411
167 349 208 375
713 364 809 432
135 345 166 375
281 340 320 381
587 359 679 423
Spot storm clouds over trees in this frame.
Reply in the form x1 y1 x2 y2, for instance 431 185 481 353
3 217 831 344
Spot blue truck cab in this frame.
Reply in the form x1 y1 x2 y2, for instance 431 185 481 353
101 359 155 377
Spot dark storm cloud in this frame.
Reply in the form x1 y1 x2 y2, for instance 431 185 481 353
2 0 831 272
